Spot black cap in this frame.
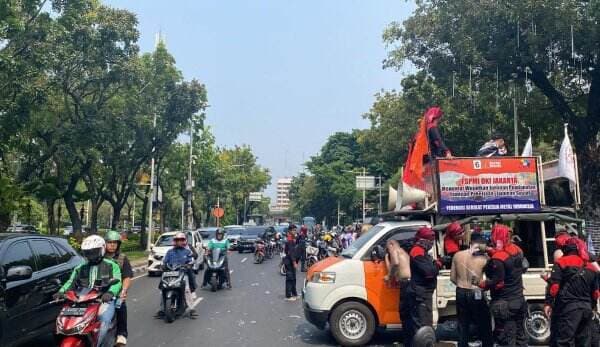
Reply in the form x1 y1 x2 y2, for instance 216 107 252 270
491 133 504 140
288 224 297 231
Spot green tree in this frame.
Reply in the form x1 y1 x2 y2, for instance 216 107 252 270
384 0 600 218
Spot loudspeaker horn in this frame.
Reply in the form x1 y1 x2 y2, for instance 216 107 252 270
393 181 427 211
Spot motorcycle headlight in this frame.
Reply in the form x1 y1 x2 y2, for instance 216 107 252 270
311 272 336 284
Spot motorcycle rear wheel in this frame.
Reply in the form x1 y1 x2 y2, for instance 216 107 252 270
165 296 177 323
210 275 218 292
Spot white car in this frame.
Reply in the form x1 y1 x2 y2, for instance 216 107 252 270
224 225 244 249
147 230 205 276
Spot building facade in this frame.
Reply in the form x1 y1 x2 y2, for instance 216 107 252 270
271 177 292 212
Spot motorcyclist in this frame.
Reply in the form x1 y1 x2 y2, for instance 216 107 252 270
104 230 133 346
202 229 232 289
157 232 196 316
401 226 439 347
545 237 599 346
478 224 527 347
54 235 122 347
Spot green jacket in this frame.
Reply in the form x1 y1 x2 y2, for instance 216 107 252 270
208 238 229 251
59 258 122 297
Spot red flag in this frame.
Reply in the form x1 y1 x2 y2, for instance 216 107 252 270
402 116 429 189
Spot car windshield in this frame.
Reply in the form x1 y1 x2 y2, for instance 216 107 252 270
156 233 192 247
340 225 385 259
226 228 243 236
242 228 262 237
200 229 217 239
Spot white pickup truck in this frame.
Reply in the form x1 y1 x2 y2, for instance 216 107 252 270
302 209 583 346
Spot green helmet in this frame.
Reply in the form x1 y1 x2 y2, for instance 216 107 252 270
105 230 121 243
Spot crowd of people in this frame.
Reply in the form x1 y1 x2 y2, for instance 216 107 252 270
385 221 600 347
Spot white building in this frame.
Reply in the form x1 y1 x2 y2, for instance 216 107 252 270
272 177 292 212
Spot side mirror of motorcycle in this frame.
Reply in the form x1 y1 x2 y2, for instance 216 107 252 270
371 245 385 262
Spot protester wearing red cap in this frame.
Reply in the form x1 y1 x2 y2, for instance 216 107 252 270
400 226 439 347
441 222 465 268
478 224 528 347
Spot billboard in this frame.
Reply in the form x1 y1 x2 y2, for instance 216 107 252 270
356 176 376 190
437 157 541 215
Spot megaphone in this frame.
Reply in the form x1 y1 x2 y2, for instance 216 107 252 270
388 181 427 211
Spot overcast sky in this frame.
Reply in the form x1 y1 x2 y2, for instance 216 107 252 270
105 0 415 199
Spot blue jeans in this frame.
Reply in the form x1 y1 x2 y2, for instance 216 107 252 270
97 300 116 347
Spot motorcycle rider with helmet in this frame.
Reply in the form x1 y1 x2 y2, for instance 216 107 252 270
54 235 122 347
104 230 133 346
202 229 232 289
156 232 197 317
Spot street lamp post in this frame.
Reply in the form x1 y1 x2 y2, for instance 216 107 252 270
186 119 194 231
146 113 157 251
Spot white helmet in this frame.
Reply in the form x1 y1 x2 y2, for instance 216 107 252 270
81 235 106 264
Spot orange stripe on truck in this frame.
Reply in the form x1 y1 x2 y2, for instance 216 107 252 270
306 256 343 281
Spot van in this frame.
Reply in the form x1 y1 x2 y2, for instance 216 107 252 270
302 211 581 346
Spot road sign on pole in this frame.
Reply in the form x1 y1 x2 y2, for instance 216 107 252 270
356 176 376 190
249 192 262 202
212 207 225 219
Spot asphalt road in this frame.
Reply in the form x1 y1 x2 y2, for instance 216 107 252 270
126 251 403 347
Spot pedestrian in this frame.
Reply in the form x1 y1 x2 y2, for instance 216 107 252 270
476 133 508 157
284 224 299 301
297 226 308 272
442 221 465 268
477 224 528 347
545 237 599 347
401 226 439 347
451 232 493 347
104 230 133 346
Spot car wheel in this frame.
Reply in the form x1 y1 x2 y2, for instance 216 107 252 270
148 271 156 277
525 303 551 345
329 301 376 347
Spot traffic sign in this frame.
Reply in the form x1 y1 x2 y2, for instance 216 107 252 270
212 207 225 218
249 192 262 202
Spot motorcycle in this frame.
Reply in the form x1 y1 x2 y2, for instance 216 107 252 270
305 245 319 269
159 263 190 323
279 251 287 276
55 279 119 347
266 239 276 259
254 240 266 264
205 248 227 291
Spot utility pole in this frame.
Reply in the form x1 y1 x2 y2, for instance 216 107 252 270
147 113 157 251
186 119 194 231
513 95 519 156
181 200 184 230
132 198 135 228
337 200 341 226
216 196 221 227
362 167 366 223
378 175 382 215
243 196 247 224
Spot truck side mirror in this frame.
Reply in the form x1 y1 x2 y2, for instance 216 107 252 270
371 245 385 262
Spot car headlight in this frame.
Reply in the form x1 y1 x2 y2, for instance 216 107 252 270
311 272 336 284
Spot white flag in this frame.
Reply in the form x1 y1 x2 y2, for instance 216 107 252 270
521 135 532 156
558 124 576 190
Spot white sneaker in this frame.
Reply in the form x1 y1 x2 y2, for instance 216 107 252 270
116 335 127 346
191 292 197 300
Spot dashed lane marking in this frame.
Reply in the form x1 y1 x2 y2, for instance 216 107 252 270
190 297 204 309
241 257 247 263
132 273 147 281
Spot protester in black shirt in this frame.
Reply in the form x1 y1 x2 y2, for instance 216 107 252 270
105 230 133 346
284 225 299 301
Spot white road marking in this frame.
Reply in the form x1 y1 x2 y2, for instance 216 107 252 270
190 297 204 309
241 257 247 263
229 269 234 274
132 273 147 281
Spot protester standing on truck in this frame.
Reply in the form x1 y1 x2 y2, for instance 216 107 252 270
476 133 508 157
451 232 493 347
545 237 599 346
401 226 439 347
425 106 453 159
477 224 528 347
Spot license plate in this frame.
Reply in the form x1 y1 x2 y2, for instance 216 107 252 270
62 307 86 316
163 271 179 277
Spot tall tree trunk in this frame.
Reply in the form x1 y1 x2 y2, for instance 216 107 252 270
64 194 82 238
47 199 56 235
110 203 122 229
57 200 62 233
160 204 166 232
578 144 600 221
90 199 103 234
0 211 9 232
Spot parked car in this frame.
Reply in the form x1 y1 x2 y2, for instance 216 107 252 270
6 224 38 233
147 230 205 276
224 225 245 250
237 226 270 253
0 233 82 347
62 225 73 236
198 227 219 248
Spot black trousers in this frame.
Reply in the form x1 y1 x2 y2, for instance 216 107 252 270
116 301 127 338
187 268 197 292
553 305 593 347
400 283 433 347
456 287 493 347
490 297 528 347
285 265 297 298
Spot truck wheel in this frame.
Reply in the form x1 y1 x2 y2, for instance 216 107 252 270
525 303 551 345
329 301 376 347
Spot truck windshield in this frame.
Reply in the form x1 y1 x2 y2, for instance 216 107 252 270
340 225 385 258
